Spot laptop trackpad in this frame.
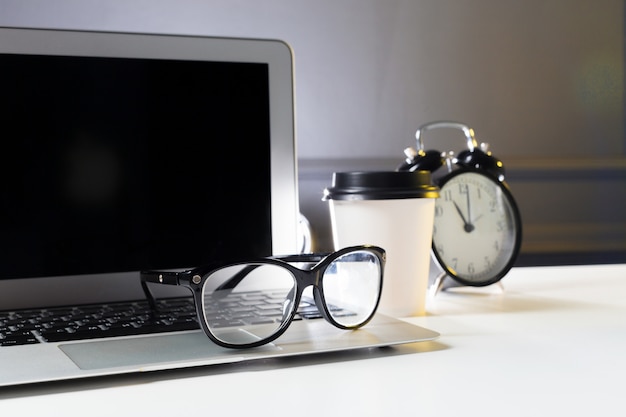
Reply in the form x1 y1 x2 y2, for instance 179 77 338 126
59 331 280 370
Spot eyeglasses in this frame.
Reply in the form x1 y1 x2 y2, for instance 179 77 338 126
140 245 385 349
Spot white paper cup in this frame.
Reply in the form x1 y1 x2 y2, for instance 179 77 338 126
323 171 439 317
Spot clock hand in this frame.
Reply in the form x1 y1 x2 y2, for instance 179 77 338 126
464 185 475 232
465 184 473 224
453 201 475 233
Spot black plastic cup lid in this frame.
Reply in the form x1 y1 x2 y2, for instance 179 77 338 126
323 170 439 201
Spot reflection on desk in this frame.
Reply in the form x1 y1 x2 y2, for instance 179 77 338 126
2 263 626 417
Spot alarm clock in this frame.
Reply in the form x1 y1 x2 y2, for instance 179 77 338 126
398 121 522 291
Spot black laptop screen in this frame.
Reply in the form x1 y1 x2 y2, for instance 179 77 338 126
0 53 272 279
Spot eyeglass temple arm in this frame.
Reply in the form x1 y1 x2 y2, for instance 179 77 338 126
273 253 328 263
140 267 258 304
214 255 328 292
140 271 185 310
140 252 334 305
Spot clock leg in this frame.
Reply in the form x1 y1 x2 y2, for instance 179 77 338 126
429 271 449 296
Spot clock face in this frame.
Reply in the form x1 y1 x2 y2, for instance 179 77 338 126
432 170 521 286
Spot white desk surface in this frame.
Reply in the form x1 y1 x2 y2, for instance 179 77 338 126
2 263 626 416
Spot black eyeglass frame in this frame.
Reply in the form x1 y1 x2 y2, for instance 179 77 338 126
140 245 385 349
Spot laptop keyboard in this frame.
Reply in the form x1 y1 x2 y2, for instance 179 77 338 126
0 295 327 347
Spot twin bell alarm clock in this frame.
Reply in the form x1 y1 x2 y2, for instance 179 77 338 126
398 121 522 290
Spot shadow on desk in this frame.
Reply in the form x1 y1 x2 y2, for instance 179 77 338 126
428 279 602 316
0 340 448 399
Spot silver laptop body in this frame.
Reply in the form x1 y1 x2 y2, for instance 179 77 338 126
0 27 438 387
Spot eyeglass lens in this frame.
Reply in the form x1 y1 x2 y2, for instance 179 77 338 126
200 250 382 346
322 250 381 327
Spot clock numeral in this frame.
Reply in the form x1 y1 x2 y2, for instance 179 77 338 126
493 240 500 251
484 256 492 269
435 205 443 217
450 257 457 269
467 262 475 275
496 221 504 232
443 190 453 201
489 200 497 213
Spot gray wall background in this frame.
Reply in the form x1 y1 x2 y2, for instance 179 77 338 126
2 0 625 263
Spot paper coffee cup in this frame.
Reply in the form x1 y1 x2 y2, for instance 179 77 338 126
323 171 439 317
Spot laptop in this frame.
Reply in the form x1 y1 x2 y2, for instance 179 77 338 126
0 26 439 387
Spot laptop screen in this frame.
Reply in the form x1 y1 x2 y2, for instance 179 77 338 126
1 53 272 279
0 28 298 304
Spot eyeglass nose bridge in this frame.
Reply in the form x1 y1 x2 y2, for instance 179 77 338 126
313 268 323 287
294 267 321 291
